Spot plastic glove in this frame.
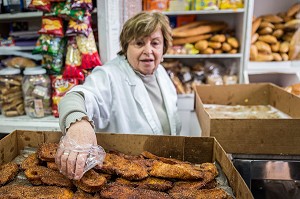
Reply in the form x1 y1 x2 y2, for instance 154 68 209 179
55 119 106 180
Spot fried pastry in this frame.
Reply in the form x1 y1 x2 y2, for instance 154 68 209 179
100 183 172 199
73 188 99 199
149 161 204 180
115 177 173 192
46 161 59 171
73 169 107 193
21 153 40 170
37 142 58 161
169 187 233 199
169 179 217 193
24 166 73 188
141 151 189 165
101 153 148 180
0 162 19 186
0 185 73 199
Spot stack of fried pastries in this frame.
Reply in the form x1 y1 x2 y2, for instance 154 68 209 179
0 142 233 199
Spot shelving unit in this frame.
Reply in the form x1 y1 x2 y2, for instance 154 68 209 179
243 0 300 86
162 1 250 84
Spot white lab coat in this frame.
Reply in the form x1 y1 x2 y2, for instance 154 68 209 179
70 55 181 135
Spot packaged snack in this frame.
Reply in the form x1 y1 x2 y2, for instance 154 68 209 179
194 0 218 10
59 0 85 21
66 13 92 37
38 17 64 37
51 75 78 117
28 0 51 12
0 68 25 117
76 31 102 70
22 67 52 118
219 0 244 9
32 34 52 55
71 0 93 11
63 37 85 81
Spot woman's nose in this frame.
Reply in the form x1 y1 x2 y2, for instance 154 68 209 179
143 43 153 55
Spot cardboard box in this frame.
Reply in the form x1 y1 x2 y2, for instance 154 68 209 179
0 130 253 199
195 83 300 155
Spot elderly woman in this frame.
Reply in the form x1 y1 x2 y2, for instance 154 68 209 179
56 11 181 180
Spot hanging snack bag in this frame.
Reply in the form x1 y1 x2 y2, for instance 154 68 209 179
63 37 85 81
71 0 93 11
51 75 78 117
33 34 52 54
58 0 85 21
44 37 67 74
38 16 64 37
66 13 92 37
28 0 51 12
76 31 102 70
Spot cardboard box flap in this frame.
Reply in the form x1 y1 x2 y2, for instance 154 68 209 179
195 83 270 105
195 83 300 155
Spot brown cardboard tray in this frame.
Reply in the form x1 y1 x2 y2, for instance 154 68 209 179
0 130 253 199
195 83 300 155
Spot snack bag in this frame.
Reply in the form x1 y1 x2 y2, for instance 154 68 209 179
71 0 93 11
51 75 79 117
63 37 85 81
219 0 244 9
76 31 102 70
28 0 51 12
38 17 64 37
32 34 52 54
66 13 92 37
58 0 85 21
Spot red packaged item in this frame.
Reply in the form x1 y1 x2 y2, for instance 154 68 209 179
29 0 51 12
63 37 85 81
51 75 79 117
38 17 64 37
76 31 102 70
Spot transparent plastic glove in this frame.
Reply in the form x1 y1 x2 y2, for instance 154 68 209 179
55 119 106 180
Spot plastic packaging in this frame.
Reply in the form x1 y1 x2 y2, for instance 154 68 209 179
22 67 51 118
0 68 25 116
58 135 106 176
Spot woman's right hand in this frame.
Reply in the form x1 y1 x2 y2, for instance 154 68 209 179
55 119 98 180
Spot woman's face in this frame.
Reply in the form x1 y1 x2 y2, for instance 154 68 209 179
126 28 164 75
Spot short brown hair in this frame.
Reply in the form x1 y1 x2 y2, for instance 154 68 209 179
118 11 172 56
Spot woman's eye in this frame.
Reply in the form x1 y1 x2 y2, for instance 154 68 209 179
136 41 144 46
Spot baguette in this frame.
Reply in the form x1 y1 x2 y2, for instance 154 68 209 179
259 21 275 29
272 53 282 61
252 17 262 35
287 3 300 17
256 53 273 61
258 27 273 35
208 41 222 49
272 29 284 38
210 34 226 42
261 14 283 23
227 37 239 48
279 41 290 53
221 42 232 52
271 42 280 52
195 40 208 51
288 29 300 60
274 23 285 29
172 21 211 34
172 22 227 37
258 35 277 44
251 33 259 44
284 19 300 29
255 41 272 54
250 45 258 60
281 53 289 61
172 34 212 45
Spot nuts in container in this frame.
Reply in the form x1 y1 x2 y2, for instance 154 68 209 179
22 67 51 118
0 68 25 117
